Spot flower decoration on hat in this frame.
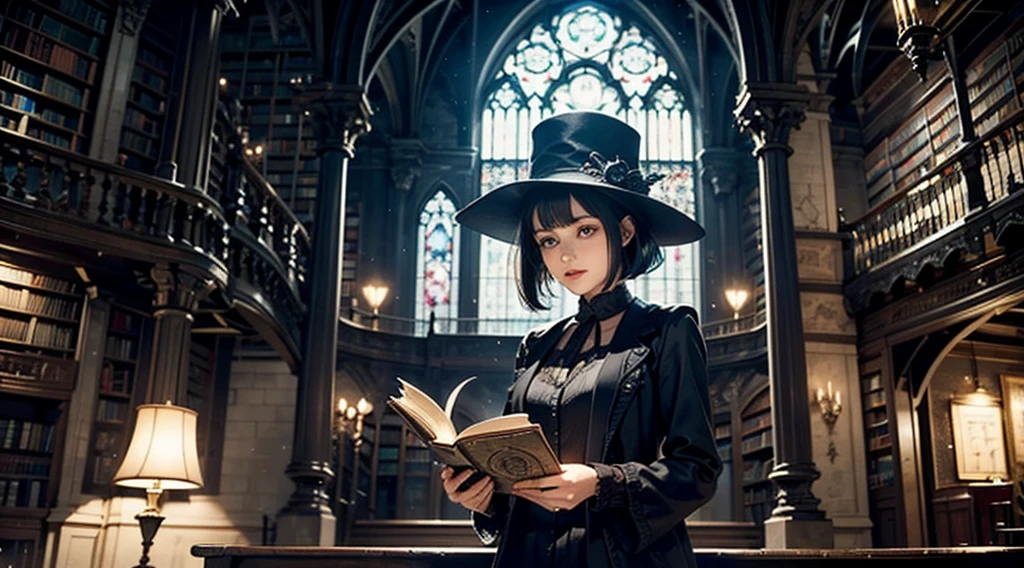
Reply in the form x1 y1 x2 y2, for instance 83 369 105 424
580 152 665 195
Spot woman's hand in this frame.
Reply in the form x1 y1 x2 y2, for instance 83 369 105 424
441 466 495 514
511 464 598 512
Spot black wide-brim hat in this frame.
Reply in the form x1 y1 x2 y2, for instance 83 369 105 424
455 111 704 246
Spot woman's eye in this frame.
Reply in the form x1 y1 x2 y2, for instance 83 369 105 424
539 237 557 248
579 226 597 237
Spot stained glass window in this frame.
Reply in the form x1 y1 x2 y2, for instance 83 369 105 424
416 190 459 321
477 3 699 329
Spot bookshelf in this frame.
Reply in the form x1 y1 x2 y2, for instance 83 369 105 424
82 305 148 494
862 372 894 491
739 387 774 523
118 13 178 173
219 14 319 224
0 0 111 154
0 260 79 568
965 22 1023 137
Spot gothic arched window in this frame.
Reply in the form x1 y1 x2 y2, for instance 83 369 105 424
416 189 459 321
477 3 698 328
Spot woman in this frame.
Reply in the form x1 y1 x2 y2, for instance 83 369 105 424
445 111 722 567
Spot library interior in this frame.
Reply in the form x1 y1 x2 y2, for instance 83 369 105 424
0 0 1023 566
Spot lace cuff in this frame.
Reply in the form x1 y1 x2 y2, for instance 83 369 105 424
589 462 628 511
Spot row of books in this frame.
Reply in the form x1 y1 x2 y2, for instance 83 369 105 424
0 477 46 508
2 25 96 82
0 455 50 476
265 138 317 154
120 129 155 156
0 316 30 341
132 63 167 93
1 419 56 453
714 423 731 439
0 285 78 320
95 399 128 423
863 389 886 409
31 321 74 349
35 13 102 56
123 105 160 136
99 366 131 394
105 336 136 361
861 374 882 393
0 61 86 109
742 458 773 482
25 123 74 149
109 310 139 335
740 429 772 454
741 411 770 434
137 44 170 74
128 85 164 114
868 454 895 489
868 430 892 451
49 0 110 33
0 265 76 294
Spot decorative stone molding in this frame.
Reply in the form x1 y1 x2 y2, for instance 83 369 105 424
734 83 810 154
119 0 152 35
291 80 373 158
150 263 217 314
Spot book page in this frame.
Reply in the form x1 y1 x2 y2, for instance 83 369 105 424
444 376 477 420
455 413 532 442
394 377 457 444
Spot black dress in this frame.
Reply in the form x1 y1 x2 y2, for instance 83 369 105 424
518 345 613 567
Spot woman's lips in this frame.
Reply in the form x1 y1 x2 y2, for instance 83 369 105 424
565 270 587 280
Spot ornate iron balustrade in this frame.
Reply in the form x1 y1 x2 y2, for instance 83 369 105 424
849 110 1024 277
0 128 309 361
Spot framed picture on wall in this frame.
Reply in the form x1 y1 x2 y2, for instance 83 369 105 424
1000 375 1024 476
950 396 1008 481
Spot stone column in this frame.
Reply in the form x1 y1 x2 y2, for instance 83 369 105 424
144 264 215 404
89 0 152 163
154 0 234 189
699 147 744 319
735 83 833 548
276 83 371 546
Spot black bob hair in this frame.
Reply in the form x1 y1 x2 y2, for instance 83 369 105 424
514 186 664 311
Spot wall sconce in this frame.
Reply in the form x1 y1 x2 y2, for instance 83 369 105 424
724 288 749 320
816 381 843 463
113 402 204 568
336 397 374 545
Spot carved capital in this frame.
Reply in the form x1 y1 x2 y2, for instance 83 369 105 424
291 79 372 158
150 263 216 313
735 83 810 155
119 0 152 35
389 138 426 192
698 147 742 197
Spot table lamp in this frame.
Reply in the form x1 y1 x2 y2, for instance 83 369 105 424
113 402 204 568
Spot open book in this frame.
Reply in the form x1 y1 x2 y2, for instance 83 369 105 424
387 377 561 493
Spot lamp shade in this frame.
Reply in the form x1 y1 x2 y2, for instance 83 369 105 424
113 403 204 490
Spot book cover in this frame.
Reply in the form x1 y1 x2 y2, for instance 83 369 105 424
388 377 561 493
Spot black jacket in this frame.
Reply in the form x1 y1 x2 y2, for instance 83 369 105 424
473 298 723 567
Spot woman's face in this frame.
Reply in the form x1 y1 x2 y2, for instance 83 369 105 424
531 195 633 300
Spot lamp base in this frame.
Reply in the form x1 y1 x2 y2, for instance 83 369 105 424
133 509 165 568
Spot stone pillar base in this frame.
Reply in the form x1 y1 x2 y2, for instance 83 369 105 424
764 516 834 549
275 511 337 546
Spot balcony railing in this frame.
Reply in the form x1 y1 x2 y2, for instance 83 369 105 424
0 127 309 359
346 306 767 340
849 109 1024 276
